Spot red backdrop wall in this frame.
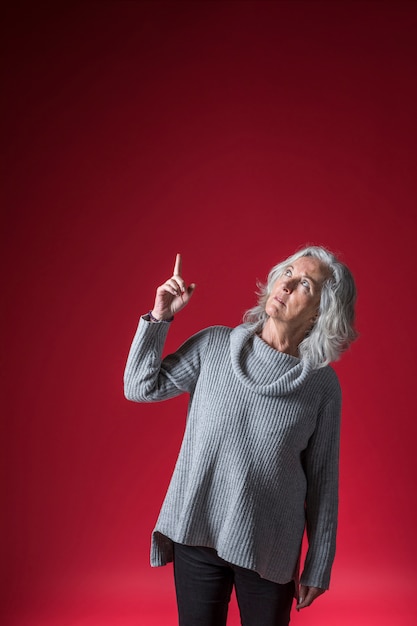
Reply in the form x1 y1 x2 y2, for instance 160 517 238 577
2 1 417 624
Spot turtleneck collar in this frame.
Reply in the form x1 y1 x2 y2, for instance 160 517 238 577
229 323 313 396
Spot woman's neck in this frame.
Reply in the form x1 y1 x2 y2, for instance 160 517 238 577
260 318 305 357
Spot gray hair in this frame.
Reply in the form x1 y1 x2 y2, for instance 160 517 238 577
244 246 358 369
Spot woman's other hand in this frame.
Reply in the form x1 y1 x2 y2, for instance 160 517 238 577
296 585 326 610
151 253 196 321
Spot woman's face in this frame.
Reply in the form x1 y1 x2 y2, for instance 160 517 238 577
265 257 330 332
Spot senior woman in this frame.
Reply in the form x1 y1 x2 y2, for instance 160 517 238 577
124 246 357 626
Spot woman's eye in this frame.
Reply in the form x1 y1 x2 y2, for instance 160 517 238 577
302 280 310 290
285 269 292 276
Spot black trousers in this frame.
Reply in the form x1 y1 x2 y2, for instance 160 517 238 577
173 543 294 626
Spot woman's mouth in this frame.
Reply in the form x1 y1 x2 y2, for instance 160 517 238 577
274 297 286 307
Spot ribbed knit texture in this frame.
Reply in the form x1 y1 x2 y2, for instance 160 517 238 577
124 316 342 589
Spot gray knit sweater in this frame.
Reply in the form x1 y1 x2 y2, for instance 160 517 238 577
124 315 341 589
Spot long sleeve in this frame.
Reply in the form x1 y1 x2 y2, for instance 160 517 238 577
300 381 342 589
123 315 210 402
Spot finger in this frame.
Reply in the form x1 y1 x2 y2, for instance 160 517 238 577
173 276 186 293
296 585 307 611
158 283 178 297
183 283 196 301
296 587 325 610
174 253 182 277
165 278 183 295
157 279 180 297
297 586 312 609
297 593 312 609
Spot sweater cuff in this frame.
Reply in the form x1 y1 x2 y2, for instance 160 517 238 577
143 312 174 324
135 313 172 345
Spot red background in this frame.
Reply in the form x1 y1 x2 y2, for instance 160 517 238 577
2 1 417 624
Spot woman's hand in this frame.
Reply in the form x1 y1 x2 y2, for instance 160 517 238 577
151 253 196 321
296 585 326 610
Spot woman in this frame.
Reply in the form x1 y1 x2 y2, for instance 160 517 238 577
124 246 357 626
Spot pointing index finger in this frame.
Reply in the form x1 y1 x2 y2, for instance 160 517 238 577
174 253 182 277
